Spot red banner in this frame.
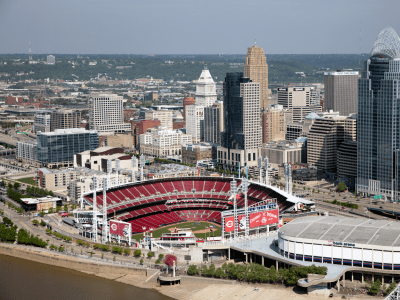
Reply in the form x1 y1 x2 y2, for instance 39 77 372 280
224 216 235 232
109 220 130 237
249 209 279 228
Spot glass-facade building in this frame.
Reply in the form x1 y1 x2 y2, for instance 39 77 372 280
357 27 400 198
37 128 98 167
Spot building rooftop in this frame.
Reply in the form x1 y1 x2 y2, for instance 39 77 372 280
371 27 400 59
38 128 97 135
280 216 400 247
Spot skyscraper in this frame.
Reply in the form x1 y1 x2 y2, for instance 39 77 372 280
204 101 224 144
324 71 359 116
89 92 131 133
185 104 204 143
357 27 400 198
195 68 217 107
217 73 261 169
244 45 269 110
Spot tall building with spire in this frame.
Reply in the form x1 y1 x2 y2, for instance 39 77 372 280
244 45 269 110
195 68 217 107
357 27 400 199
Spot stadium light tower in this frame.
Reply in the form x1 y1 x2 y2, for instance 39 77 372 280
230 179 238 239
115 158 120 185
107 159 112 188
258 156 263 184
284 163 289 193
131 156 137 183
92 175 98 243
142 226 146 241
264 156 269 185
140 154 145 181
243 166 249 237
288 163 292 195
102 177 108 244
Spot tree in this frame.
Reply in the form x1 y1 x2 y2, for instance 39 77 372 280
124 248 131 255
187 265 199 275
337 182 347 192
164 254 177 267
32 220 39 226
269 265 279 283
369 279 381 295
214 267 226 278
140 258 144 264
147 251 154 258
134 249 141 257
64 205 68 212
158 253 164 259
13 182 20 190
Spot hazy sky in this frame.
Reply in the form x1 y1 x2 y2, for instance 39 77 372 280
0 0 399 54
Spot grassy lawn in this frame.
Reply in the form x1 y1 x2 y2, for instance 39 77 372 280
17 177 37 186
131 221 221 241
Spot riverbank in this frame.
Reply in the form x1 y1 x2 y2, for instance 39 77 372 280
0 244 378 299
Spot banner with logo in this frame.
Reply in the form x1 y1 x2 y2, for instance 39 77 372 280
109 220 130 237
249 209 279 228
224 216 235 232
238 215 246 230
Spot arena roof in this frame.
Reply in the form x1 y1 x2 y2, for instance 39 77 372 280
279 216 400 247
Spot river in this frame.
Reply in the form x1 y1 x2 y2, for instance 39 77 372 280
0 253 173 300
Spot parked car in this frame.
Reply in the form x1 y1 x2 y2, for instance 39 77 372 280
342 207 346 210
383 217 388 220
380 206 383 209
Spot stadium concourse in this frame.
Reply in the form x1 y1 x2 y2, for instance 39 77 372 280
82 176 313 234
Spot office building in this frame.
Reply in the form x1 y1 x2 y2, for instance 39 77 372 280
204 101 223 144
47 55 55 65
244 45 269 110
183 97 196 121
285 111 320 140
145 110 173 130
144 92 158 102
357 27 400 198
140 127 192 157
37 128 98 168
218 73 261 169
185 105 204 143
195 68 217 107
337 140 357 189
50 109 82 132
324 71 359 116
262 105 286 143
89 92 131 133
307 116 356 174
74 146 137 172
34 114 51 133
181 143 213 165
131 119 161 149
260 140 306 165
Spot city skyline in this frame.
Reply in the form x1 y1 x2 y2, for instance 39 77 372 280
0 0 398 54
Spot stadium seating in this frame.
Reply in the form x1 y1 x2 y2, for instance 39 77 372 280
82 177 294 233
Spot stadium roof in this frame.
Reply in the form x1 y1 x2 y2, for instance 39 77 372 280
280 216 400 247
371 27 400 59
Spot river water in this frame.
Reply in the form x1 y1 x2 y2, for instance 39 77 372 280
0 254 174 300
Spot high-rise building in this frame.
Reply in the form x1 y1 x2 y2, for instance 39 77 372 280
277 86 322 122
204 101 224 144
144 110 173 130
34 114 51 133
195 68 217 107
89 92 131 133
217 73 261 169
37 128 98 168
324 71 359 116
50 109 82 132
262 105 286 143
244 45 269 110
307 116 356 173
357 27 400 198
185 105 204 143
183 97 196 121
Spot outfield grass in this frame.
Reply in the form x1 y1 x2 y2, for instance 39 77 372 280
131 221 221 241
17 177 37 186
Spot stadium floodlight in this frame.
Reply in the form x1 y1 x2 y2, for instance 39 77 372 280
92 175 98 243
